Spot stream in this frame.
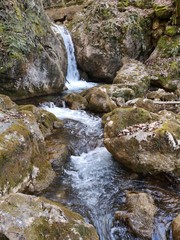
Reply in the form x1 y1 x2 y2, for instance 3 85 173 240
40 25 180 240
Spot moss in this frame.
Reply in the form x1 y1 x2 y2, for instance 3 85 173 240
25 214 97 240
154 5 172 19
157 35 180 57
0 0 48 73
103 107 158 138
118 0 152 10
165 26 177 36
0 122 32 190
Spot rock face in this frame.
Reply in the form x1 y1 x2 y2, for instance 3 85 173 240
0 94 64 195
43 0 85 9
0 0 67 100
115 192 156 239
0 193 99 240
172 214 180 240
146 35 180 91
103 107 180 177
71 0 153 82
43 0 85 22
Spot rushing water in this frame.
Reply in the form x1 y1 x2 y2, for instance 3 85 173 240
52 24 97 92
42 103 180 240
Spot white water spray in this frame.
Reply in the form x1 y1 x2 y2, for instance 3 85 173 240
52 24 97 91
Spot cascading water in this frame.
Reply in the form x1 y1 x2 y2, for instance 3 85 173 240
42 103 180 240
52 24 97 91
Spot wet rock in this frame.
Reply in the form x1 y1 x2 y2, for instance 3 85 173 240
0 0 67 100
0 193 99 240
172 214 180 240
115 192 156 239
113 59 150 97
71 0 153 82
103 107 180 177
46 128 72 168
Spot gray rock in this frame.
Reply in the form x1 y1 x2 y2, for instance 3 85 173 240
0 193 99 240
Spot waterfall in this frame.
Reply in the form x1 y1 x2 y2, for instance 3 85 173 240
52 24 97 92
52 25 80 82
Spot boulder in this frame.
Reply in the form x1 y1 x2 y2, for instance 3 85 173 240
0 0 67 100
71 0 153 82
83 86 117 113
103 107 180 177
0 193 99 240
0 95 65 195
115 192 156 239
172 214 180 240
63 92 88 110
63 86 117 112
113 58 150 97
46 128 72 168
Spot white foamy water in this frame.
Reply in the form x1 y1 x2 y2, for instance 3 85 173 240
52 24 97 91
42 102 101 129
65 147 114 206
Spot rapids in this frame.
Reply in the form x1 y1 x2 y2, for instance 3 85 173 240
42 103 180 240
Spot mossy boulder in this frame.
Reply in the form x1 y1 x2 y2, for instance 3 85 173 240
70 0 153 82
0 193 99 240
0 95 67 195
0 0 67 100
0 109 55 195
115 192 156 239
103 107 180 177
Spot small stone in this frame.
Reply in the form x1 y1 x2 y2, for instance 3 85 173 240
53 120 63 129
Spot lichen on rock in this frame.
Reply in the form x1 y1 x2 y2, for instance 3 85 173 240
0 193 99 240
0 0 67 100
